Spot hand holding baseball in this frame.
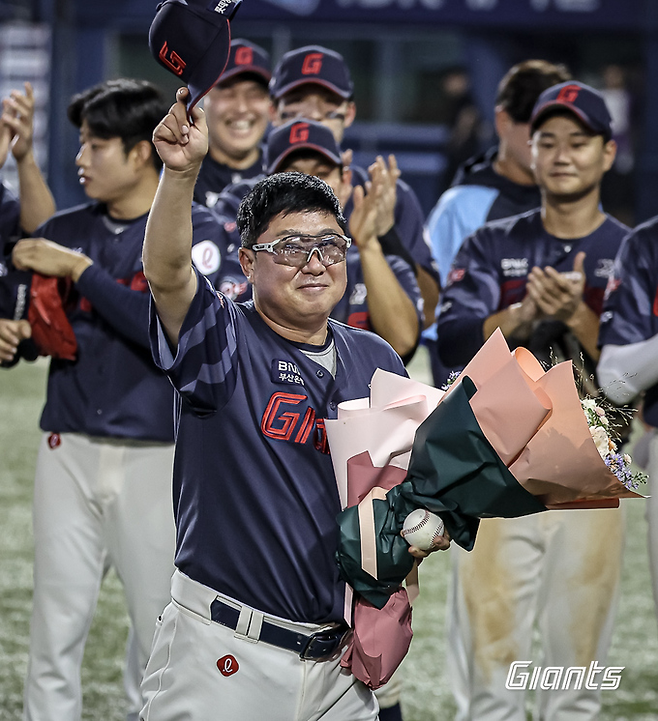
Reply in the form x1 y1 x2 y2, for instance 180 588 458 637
401 508 450 558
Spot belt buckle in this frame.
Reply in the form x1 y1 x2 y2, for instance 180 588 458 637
299 625 351 661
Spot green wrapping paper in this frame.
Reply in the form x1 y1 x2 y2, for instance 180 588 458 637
335 376 548 609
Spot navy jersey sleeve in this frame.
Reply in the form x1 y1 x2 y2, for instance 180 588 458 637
76 205 225 349
599 223 658 347
436 227 502 367
150 269 239 415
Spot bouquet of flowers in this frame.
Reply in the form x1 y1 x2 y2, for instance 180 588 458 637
581 397 647 491
326 329 645 610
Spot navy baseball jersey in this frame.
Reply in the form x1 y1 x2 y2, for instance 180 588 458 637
0 182 24 318
34 202 224 442
599 217 658 427
194 152 265 210
437 209 628 369
150 268 405 623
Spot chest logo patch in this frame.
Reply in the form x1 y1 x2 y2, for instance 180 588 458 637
217 655 239 677
271 359 305 386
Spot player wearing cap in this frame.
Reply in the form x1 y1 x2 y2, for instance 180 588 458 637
0 82 56 363
139 87 449 721
9 79 225 721
423 60 571 386
194 38 272 208
437 81 625 721
267 45 440 331
598 221 658 626
214 118 422 359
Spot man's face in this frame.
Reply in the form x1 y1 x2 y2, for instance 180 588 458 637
531 114 616 201
274 85 355 144
204 77 271 162
75 120 141 204
239 209 347 333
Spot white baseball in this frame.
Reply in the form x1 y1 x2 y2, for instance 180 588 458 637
401 509 445 551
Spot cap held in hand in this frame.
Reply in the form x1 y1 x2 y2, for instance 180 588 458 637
148 0 243 112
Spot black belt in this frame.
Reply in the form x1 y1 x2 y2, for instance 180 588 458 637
210 598 350 661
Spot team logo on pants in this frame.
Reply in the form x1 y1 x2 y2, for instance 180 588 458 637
47 433 61 449
217 655 239 677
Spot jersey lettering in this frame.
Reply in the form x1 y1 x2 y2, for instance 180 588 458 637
158 41 186 76
302 53 323 75
260 392 328 452
261 392 307 440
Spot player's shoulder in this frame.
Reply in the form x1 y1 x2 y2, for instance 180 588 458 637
329 318 403 365
37 201 99 233
473 207 541 242
431 184 499 219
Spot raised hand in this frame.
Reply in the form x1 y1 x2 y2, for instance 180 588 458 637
153 87 208 174
367 154 399 237
2 82 37 163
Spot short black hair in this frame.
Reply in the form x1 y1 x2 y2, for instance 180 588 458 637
496 60 572 124
67 78 169 171
237 172 348 249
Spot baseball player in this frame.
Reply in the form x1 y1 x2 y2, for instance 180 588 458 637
423 59 571 386
213 118 422 359
437 81 626 720
10 79 225 721
193 38 271 208
262 45 440 334
139 87 450 721
0 82 56 363
598 218 658 626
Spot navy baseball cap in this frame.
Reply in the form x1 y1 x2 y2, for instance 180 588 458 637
217 39 271 86
149 0 243 112
530 81 612 140
269 46 354 100
266 119 342 174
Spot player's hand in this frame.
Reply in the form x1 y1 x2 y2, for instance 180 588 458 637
407 528 452 559
0 318 31 363
367 154 399 237
153 87 208 175
0 115 12 169
2 82 36 163
349 180 382 252
12 238 92 281
526 252 586 322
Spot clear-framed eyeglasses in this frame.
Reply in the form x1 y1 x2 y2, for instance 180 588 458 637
251 233 351 268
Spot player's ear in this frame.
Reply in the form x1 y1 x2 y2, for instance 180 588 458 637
130 139 155 170
343 101 356 129
602 138 617 173
239 247 255 283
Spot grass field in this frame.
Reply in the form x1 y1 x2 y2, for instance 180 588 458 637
1 350 657 720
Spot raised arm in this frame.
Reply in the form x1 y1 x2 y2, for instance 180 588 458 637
2 83 56 233
143 88 208 346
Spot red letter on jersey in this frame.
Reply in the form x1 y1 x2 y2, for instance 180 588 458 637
261 392 307 441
